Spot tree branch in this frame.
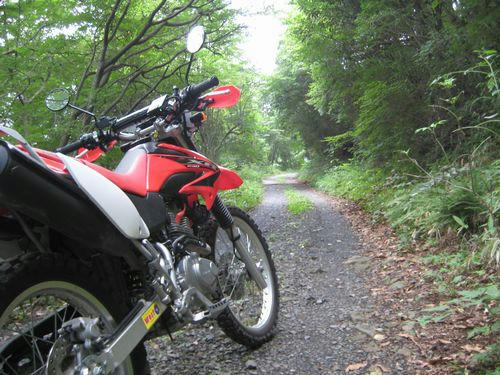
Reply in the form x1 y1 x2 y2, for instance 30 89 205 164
75 34 99 102
100 0 122 69
109 0 131 42
129 59 191 112
102 0 168 72
214 125 239 155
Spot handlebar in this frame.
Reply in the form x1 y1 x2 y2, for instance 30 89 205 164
183 76 219 102
59 77 219 154
56 138 85 154
113 106 150 132
56 132 100 154
112 77 218 133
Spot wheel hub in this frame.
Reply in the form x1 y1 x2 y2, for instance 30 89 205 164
46 317 105 375
46 334 77 375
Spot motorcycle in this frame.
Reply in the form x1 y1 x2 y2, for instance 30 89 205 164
0 26 278 374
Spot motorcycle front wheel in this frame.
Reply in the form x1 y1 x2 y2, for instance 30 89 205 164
0 252 148 374
204 206 279 348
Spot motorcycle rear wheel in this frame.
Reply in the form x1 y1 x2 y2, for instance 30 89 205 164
203 206 279 348
0 252 148 374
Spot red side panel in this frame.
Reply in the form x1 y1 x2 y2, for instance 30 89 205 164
178 170 219 209
147 154 192 192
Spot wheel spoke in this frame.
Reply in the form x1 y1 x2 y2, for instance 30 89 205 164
30 365 47 375
228 265 243 299
2 326 54 345
0 353 21 375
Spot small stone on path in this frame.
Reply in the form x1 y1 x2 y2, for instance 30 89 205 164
245 360 257 370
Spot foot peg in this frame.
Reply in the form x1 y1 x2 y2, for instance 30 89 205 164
192 298 229 323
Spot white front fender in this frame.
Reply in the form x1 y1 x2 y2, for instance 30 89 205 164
58 153 150 239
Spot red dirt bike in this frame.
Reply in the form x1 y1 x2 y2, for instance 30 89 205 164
0 27 278 375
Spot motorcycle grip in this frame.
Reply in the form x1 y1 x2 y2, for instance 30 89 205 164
56 139 84 154
189 76 219 98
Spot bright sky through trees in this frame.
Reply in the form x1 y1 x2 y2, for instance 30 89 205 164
230 0 291 74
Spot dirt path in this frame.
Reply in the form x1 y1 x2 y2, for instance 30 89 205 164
148 174 408 374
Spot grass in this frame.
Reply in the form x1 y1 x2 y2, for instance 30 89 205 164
285 189 313 215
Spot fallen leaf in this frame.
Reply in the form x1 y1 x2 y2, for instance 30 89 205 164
345 362 367 372
398 333 413 339
438 339 452 344
374 364 390 372
462 344 484 353
373 334 385 341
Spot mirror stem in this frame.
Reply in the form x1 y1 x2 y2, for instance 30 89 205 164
185 54 194 85
68 103 97 121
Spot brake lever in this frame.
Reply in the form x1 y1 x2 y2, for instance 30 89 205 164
196 98 213 111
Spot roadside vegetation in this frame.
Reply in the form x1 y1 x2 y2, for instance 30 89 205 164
284 189 313 215
266 2 499 373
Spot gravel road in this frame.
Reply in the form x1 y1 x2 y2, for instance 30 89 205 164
147 174 408 374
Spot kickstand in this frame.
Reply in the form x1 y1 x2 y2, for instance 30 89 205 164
166 325 174 342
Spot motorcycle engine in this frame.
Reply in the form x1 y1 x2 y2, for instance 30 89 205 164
176 253 219 298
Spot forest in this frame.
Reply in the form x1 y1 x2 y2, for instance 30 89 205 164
0 0 498 372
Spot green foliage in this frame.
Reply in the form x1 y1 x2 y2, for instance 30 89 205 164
355 80 427 163
304 161 391 214
274 0 500 167
271 4 499 371
470 343 500 374
284 189 313 215
386 162 498 238
417 282 499 343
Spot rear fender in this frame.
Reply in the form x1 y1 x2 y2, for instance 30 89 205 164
0 141 141 266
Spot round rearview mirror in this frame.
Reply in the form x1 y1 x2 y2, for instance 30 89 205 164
45 88 70 111
186 25 205 54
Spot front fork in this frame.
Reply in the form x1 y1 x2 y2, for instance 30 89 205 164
212 195 267 290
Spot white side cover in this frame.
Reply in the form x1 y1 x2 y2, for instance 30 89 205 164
58 153 150 239
0 125 44 164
